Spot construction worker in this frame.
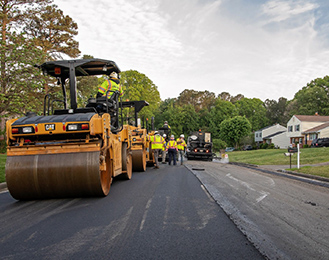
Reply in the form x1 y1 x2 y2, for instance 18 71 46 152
97 71 123 99
162 134 167 164
149 131 164 169
166 135 178 165
176 134 187 165
163 121 171 129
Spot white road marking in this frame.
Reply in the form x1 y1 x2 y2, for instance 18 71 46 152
226 173 270 203
139 198 152 231
256 191 270 203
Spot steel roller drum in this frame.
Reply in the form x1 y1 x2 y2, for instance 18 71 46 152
131 150 146 172
6 151 111 200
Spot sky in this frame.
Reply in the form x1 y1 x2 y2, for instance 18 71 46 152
53 0 329 101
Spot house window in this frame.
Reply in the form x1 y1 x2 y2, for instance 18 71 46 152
292 138 295 144
299 138 302 144
309 133 317 140
288 126 293 132
260 133 262 138
295 125 300 131
256 133 258 137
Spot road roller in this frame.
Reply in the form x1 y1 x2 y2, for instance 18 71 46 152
120 101 150 172
5 58 135 200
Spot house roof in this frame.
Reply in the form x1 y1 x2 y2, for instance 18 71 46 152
255 124 285 132
294 115 329 122
302 122 329 134
263 131 286 139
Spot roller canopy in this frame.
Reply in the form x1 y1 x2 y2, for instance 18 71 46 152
38 58 121 78
37 58 121 110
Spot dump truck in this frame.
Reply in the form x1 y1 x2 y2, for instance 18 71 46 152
186 130 213 161
5 58 140 200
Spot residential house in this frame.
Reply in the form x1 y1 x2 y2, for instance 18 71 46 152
302 122 329 145
255 124 288 148
286 115 329 146
263 131 289 148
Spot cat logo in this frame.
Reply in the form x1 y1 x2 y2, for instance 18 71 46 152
45 124 55 131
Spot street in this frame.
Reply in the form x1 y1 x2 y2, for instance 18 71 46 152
187 161 329 260
0 164 263 260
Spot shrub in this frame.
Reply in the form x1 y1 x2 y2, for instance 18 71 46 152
212 139 227 152
268 143 275 149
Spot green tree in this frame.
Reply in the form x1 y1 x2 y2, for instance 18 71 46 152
120 70 161 121
206 98 238 139
292 84 329 116
23 3 80 60
212 139 227 152
1 0 51 119
218 91 231 101
264 97 288 125
235 97 269 131
219 116 251 147
176 89 216 112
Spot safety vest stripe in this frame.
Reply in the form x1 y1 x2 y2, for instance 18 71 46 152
98 86 106 93
105 80 112 97
168 141 177 148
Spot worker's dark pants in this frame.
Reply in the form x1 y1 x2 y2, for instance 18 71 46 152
168 149 177 165
153 149 161 167
178 150 184 165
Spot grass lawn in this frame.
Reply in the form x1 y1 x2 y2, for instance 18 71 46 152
227 148 329 179
227 148 329 165
0 154 6 183
290 166 329 179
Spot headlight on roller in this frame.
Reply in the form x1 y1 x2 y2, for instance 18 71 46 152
22 127 33 133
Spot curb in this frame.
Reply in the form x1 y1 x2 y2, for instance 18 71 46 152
229 162 329 189
0 182 7 192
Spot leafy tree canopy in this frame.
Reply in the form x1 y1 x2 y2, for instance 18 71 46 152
176 89 216 112
120 70 161 121
219 116 251 147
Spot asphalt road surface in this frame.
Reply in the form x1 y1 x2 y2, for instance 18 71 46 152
186 161 329 260
0 164 263 260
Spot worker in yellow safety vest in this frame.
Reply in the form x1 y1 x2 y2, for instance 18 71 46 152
176 134 187 165
149 131 164 169
163 121 171 129
97 71 123 99
166 135 178 165
162 134 167 164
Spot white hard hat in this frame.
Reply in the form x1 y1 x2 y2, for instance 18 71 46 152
180 134 184 138
163 134 167 137
154 131 158 134
110 71 118 78
171 135 174 139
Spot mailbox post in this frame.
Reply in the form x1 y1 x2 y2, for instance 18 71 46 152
286 146 298 169
284 147 297 169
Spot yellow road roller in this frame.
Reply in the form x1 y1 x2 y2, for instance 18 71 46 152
5 58 138 200
120 101 151 172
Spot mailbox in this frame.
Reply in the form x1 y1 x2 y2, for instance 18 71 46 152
288 147 298 153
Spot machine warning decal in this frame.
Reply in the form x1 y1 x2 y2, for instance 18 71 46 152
45 124 55 131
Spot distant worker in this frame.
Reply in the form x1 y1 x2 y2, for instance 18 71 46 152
162 134 167 164
166 135 178 166
150 131 164 169
97 71 123 99
176 134 187 165
163 121 171 129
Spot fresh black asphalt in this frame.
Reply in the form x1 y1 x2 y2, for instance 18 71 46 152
0 165 264 260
